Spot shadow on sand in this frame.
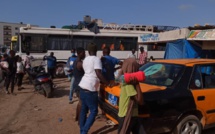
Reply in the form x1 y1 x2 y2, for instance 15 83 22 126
52 87 70 98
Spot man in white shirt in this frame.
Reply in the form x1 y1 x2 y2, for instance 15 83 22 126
24 51 34 69
127 49 136 59
24 51 34 84
79 43 111 134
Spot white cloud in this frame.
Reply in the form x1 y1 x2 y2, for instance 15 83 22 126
178 4 194 11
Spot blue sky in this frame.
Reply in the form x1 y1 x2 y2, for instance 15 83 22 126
0 0 214 28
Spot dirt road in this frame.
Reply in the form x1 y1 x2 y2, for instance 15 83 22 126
0 78 117 134
1 77 215 134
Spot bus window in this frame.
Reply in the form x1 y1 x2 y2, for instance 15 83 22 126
73 38 83 49
82 38 93 49
94 36 114 50
110 44 115 50
116 37 137 50
21 34 47 53
48 37 72 50
72 36 94 49
148 43 166 51
101 44 106 50
119 44 124 50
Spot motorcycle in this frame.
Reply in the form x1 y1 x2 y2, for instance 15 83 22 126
28 63 54 98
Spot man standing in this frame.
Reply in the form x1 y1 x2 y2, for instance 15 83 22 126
78 43 111 134
43 52 57 79
138 47 147 66
24 51 34 84
72 47 85 123
67 48 77 104
65 48 77 80
5 50 17 95
16 56 25 91
102 46 123 81
24 51 34 70
127 49 136 59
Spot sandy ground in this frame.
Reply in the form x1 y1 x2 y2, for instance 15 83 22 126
1 76 215 134
0 77 118 134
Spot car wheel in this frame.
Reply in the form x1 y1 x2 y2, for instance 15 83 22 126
173 115 202 134
55 63 66 78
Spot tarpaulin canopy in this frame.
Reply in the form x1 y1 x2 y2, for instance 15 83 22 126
62 21 100 34
164 39 210 59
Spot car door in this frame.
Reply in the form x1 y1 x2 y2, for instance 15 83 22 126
190 64 215 125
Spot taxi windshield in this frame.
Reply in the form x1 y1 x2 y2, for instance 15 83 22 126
139 62 184 86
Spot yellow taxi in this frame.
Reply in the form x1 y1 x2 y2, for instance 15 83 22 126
99 59 215 134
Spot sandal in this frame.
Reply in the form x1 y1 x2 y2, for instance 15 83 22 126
106 120 116 126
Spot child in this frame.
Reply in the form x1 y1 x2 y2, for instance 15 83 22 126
149 56 155 62
118 58 146 134
16 56 25 91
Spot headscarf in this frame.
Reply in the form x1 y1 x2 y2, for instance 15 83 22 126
121 58 139 74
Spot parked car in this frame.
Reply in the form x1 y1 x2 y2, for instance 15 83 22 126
99 59 215 134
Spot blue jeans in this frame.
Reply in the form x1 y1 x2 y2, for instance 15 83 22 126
69 76 75 101
79 89 98 134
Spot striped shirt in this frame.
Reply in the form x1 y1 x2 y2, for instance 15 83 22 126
139 51 147 65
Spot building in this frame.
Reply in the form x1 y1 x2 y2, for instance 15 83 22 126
139 25 215 59
0 22 38 47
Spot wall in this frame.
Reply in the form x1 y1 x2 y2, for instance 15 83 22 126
138 28 190 43
0 22 38 46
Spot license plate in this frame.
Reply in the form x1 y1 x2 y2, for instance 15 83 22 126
108 93 118 106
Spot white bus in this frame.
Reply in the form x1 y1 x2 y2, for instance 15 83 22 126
15 24 173 77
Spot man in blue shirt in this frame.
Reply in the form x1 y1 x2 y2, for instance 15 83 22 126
102 46 123 81
67 48 77 103
44 52 57 79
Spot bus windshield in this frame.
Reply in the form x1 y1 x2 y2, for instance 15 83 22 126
11 41 17 51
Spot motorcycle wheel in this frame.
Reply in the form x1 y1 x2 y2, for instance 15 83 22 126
41 83 52 98
55 63 66 78
36 85 45 95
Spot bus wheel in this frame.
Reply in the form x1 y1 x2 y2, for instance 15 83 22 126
55 63 66 78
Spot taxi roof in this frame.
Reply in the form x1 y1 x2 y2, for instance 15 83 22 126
153 59 215 66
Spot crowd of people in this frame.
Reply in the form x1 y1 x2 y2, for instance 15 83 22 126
0 50 59 94
0 50 34 95
0 44 150 134
66 44 149 134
